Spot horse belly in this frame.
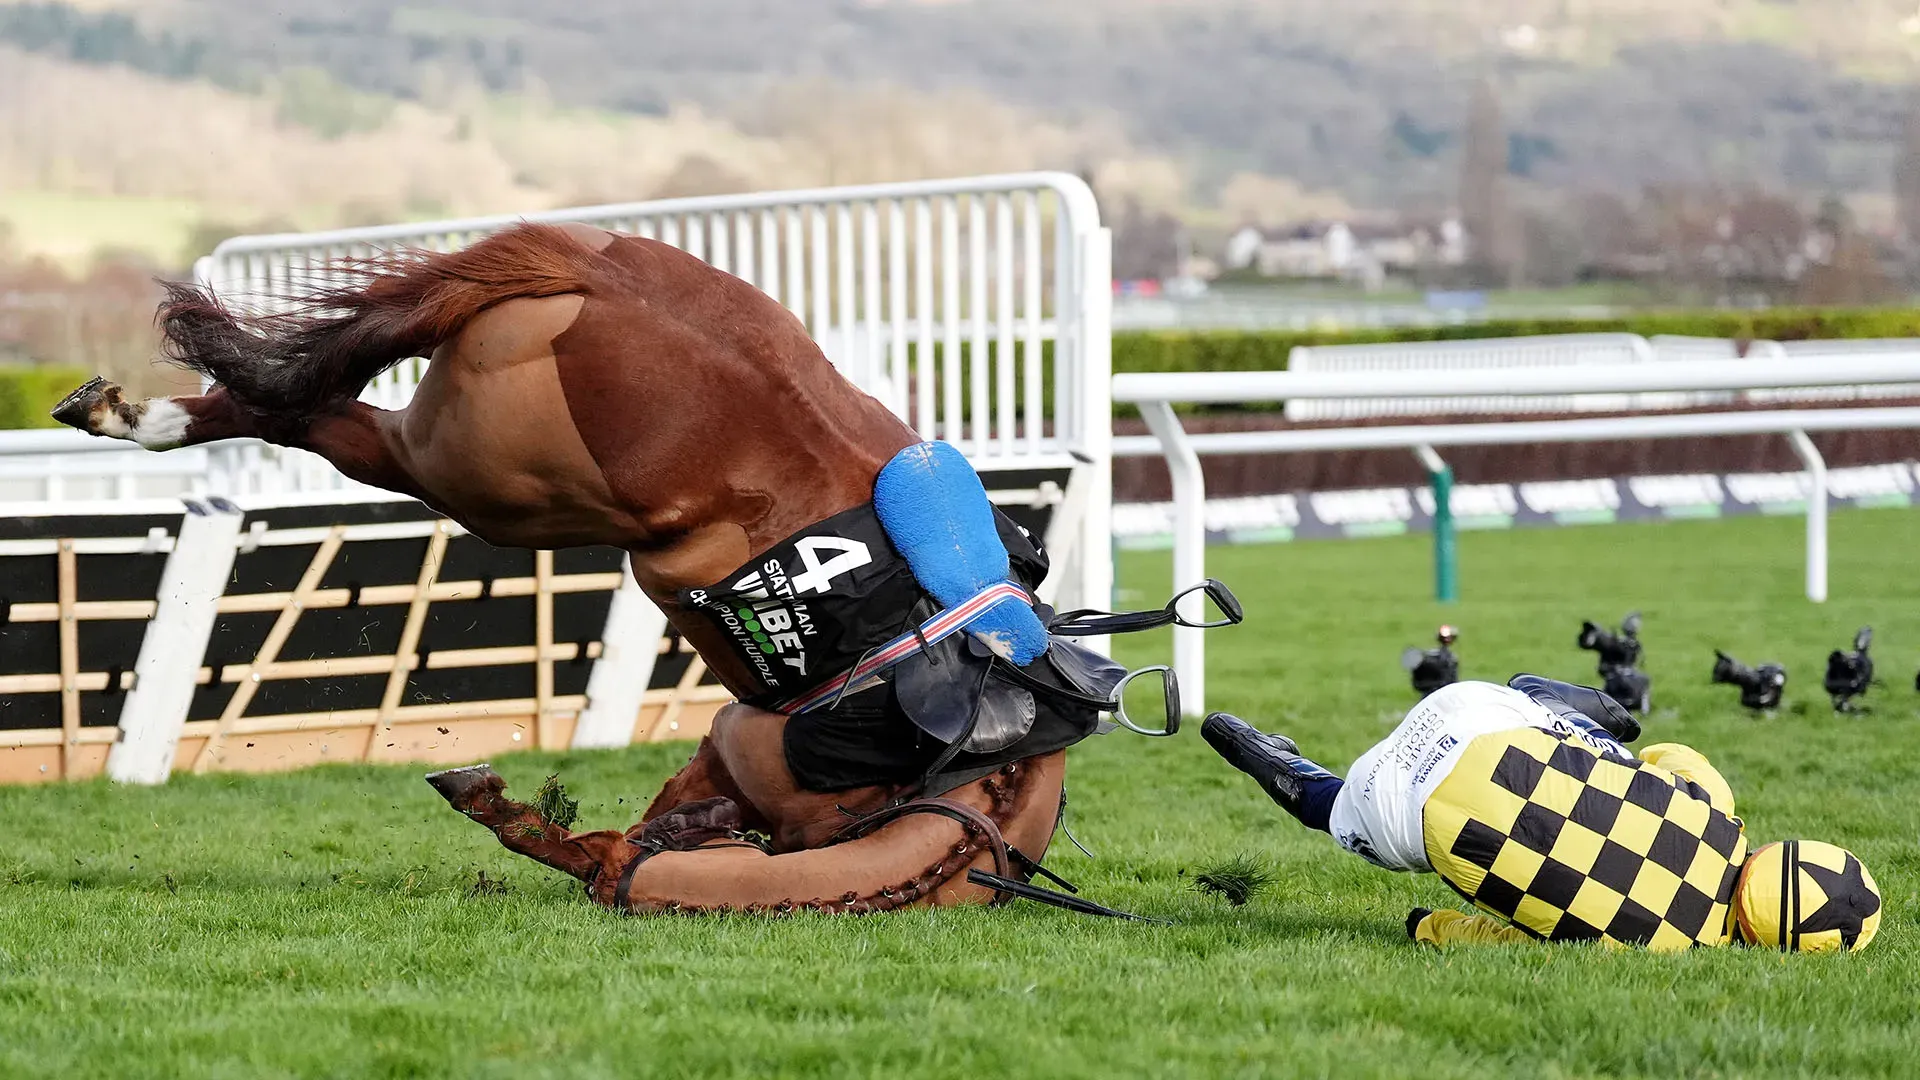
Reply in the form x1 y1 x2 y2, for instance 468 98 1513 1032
402 312 639 548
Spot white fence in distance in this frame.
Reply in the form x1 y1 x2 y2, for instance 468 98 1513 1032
1284 334 1920 421
1113 354 1920 716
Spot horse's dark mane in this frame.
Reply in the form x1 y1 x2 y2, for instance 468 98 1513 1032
158 223 597 419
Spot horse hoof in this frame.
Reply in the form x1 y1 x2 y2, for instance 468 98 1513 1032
50 376 109 431
424 763 502 810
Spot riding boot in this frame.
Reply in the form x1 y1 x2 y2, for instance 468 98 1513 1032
1201 712 1343 831
425 764 619 882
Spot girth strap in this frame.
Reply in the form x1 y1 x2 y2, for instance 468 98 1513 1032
829 796 1146 920
613 843 651 912
611 838 777 912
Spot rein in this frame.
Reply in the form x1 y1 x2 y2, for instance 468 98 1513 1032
826 797 1014 883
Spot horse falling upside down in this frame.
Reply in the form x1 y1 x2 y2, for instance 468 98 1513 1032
52 221 1143 913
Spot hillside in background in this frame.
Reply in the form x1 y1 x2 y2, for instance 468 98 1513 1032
10 0 1917 198
2 0 1920 270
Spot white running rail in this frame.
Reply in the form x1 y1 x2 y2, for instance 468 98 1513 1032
1284 334 1920 421
1114 354 1920 716
1285 333 1655 420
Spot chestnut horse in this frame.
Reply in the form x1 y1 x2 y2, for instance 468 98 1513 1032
52 222 1066 913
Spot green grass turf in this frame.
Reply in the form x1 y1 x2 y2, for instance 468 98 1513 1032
2 510 1918 1078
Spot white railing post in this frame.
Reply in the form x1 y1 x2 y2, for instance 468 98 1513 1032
1787 430 1828 603
1078 225 1116 622
572 561 670 749
107 498 244 784
1139 400 1206 716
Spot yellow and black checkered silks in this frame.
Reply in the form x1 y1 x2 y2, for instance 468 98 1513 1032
1733 840 1882 953
1424 728 1748 950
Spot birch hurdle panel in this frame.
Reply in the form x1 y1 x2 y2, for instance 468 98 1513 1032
0 495 704 783
0 469 1071 783
0 501 185 782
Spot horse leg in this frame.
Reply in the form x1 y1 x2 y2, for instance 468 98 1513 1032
592 751 1067 914
51 379 432 501
640 735 770 834
424 737 777 884
702 703 904 853
425 710 1070 912
52 381 267 450
424 764 627 882
296 403 431 500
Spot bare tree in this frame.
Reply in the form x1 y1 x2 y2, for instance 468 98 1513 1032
1800 222 1898 307
1895 100 1920 251
1458 79 1514 287
1516 204 1585 287
1723 191 1808 293
1110 196 1185 282
1570 190 1642 271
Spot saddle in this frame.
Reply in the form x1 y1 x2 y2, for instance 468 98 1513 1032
861 440 1243 780
675 440 1245 793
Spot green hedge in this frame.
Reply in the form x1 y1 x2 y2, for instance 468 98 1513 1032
0 365 91 430
1111 307 1920 377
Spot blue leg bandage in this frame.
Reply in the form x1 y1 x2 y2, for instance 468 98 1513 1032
872 441 1048 666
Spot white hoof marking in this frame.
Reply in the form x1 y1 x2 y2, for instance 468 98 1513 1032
131 399 193 450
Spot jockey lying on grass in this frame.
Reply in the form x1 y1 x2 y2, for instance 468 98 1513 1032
1203 678 1881 952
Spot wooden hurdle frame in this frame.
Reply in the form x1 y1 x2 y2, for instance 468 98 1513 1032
168 515 726 775
0 493 731 784
0 527 161 781
2 475 1067 786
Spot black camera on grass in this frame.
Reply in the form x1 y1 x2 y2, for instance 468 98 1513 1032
1401 624 1460 698
1712 650 1788 711
1823 626 1874 714
1578 611 1650 714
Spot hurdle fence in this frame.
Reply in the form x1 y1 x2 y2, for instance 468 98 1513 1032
1113 354 1920 716
0 172 1111 784
19 171 1920 770
191 172 1114 622
0 475 1075 784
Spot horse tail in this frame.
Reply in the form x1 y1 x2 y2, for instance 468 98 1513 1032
157 222 596 417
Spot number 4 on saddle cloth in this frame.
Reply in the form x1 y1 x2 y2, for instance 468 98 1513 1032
676 440 1243 790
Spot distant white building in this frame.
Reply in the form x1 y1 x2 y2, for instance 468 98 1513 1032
1222 221 1355 279
1222 216 1467 285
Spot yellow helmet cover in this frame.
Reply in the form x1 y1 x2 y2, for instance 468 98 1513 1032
1734 841 1882 952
